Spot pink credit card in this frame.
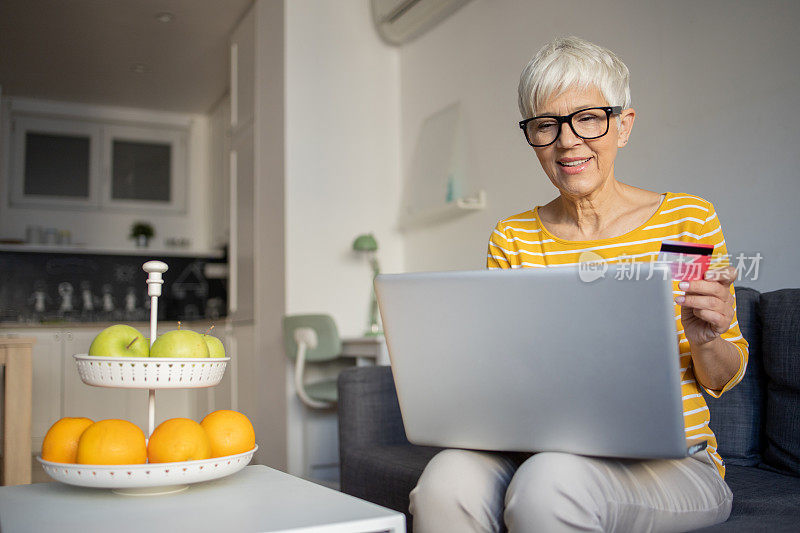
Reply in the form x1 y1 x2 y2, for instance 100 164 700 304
658 240 714 281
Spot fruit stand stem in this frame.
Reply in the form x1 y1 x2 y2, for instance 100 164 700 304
148 391 156 437
143 260 168 438
148 295 158 437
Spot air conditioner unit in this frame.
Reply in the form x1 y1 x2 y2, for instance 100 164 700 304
372 0 474 45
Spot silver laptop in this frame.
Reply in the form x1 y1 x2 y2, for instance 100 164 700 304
374 264 707 459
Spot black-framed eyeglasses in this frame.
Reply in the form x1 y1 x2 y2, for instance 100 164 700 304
518 106 622 148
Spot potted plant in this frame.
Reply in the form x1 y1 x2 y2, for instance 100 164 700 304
130 222 155 248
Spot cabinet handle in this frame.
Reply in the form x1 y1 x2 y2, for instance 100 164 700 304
66 332 74 341
229 149 238 314
231 42 239 129
54 333 61 341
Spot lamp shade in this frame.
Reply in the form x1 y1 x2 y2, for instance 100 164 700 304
352 233 378 252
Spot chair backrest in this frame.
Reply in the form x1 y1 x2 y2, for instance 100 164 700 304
283 314 342 363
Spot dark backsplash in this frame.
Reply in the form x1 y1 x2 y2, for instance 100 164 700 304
0 251 227 323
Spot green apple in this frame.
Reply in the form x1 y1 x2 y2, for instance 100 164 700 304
203 334 226 358
88 325 149 357
150 330 210 358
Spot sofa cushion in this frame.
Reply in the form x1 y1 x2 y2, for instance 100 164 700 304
759 289 800 477
340 445 441 529
691 465 800 531
702 287 764 466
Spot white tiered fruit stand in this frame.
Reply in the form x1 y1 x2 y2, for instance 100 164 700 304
37 260 256 495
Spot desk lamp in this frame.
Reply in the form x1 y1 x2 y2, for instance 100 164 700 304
352 233 382 336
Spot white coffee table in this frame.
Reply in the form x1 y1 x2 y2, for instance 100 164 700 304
0 465 405 532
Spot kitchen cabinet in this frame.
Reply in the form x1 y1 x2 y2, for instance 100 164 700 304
15 328 63 451
2 326 200 454
229 6 255 133
8 115 101 210
227 5 257 323
7 108 188 213
208 98 231 251
228 126 255 322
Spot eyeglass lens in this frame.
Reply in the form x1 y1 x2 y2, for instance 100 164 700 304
526 108 609 146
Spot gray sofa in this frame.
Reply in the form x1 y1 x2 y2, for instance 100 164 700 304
338 287 800 531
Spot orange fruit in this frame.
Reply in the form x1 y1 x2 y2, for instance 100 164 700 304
200 410 255 458
41 417 94 463
76 419 147 465
147 418 212 463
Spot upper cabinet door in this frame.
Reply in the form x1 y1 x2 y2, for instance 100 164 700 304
10 115 102 210
101 123 187 213
230 6 255 133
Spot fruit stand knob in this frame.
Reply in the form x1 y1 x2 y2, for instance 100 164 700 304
143 260 168 297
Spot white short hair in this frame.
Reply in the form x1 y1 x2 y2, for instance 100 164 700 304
518 36 631 118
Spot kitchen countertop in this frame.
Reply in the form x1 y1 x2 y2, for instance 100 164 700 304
0 319 226 330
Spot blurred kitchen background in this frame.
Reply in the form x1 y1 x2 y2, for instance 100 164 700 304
0 251 227 323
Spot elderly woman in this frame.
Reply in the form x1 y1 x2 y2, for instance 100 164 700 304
409 36 748 532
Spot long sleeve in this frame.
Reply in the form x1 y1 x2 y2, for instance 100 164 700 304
697 203 749 397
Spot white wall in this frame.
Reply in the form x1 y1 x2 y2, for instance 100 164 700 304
284 0 403 477
207 95 231 250
285 2 403 333
399 0 800 291
0 97 213 253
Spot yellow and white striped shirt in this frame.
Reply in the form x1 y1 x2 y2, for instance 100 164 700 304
487 192 749 478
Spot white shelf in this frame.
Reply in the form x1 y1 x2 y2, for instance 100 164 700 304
399 190 486 231
0 244 224 258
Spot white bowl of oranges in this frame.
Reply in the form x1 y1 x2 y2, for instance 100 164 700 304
38 410 256 494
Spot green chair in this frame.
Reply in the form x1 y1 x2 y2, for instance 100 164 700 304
283 314 343 409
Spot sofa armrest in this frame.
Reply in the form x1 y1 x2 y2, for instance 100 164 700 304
338 366 410 451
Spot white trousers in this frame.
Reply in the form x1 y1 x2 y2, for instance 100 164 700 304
409 449 732 533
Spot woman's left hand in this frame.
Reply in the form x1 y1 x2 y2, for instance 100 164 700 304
675 266 737 346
